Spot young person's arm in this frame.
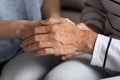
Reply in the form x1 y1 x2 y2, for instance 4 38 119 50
0 20 40 40
42 0 61 19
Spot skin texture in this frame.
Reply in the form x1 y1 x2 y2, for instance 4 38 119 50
0 0 61 40
0 0 99 60
0 20 42 40
62 23 101 60
21 18 98 60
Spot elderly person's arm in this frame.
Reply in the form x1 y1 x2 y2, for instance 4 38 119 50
21 18 120 72
79 0 106 33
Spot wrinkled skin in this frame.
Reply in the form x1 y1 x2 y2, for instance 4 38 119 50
19 18 62 39
21 18 98 60
61 23 100 60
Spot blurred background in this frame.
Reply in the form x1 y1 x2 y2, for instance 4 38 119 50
61 0 86 24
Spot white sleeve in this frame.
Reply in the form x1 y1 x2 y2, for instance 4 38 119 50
81 0 106 31
91 34 120 71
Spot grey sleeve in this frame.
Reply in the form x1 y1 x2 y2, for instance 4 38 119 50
80 0 106 31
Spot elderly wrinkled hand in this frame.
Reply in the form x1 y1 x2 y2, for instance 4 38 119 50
20 18 98 58
19 17 62 39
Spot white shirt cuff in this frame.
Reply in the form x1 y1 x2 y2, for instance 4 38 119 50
91 34 110 67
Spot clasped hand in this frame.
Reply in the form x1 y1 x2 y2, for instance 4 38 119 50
20 18 97 60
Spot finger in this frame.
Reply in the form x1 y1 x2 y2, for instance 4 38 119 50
33 48 56 56
22 42 53 52
34 26 50 34
61 54 77 60
20 28 34 39
21 34 51 47
61 54 73 60
61 52 83 60
22 26 50 39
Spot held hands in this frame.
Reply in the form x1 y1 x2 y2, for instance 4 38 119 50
18 18 62 39
20 18 98 60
